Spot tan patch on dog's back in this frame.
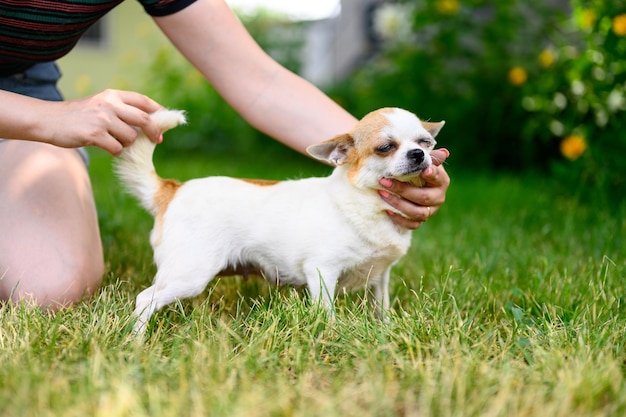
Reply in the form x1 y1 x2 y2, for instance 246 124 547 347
152 177 182 246
155 178 182 213
238 178 280 186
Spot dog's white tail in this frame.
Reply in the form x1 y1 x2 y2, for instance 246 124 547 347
115 109 186 215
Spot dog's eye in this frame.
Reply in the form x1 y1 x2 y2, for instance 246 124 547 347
417 138 434 148
375 143 397 155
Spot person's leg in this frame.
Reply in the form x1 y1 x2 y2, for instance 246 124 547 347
0 140 104 309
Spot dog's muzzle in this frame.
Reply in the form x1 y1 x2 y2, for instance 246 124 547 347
407 149 425 165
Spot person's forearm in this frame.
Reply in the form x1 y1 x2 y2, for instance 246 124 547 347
239 68 357 153
0 90 51 142
226 65 358 153
154 0 357 154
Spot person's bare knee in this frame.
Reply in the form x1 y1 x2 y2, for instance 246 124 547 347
44 257 104 309
0 246 104 309
0 141 104 309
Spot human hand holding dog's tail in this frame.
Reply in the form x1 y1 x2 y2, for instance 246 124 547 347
0 88 165 156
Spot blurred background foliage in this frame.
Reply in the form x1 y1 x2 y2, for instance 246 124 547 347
140 0 625 203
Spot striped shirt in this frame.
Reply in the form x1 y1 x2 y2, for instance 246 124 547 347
0 0 196 77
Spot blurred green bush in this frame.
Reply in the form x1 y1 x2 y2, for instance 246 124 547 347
519 0 626 196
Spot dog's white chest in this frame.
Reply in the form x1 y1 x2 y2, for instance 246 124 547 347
336 242 408 291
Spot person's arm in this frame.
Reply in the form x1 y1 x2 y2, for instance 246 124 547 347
154 0 450 229
0 89 163 155
152 0 356 153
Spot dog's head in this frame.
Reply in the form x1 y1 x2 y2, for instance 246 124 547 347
307 108 444 188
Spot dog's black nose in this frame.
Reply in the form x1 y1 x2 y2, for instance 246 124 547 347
407 149 425 164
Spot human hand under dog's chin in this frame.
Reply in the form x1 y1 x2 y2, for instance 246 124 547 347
378 148 450 230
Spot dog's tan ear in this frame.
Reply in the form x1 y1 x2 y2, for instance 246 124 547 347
306 133 354 166
422 120 445 138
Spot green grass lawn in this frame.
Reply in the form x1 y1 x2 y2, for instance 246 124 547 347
1 146 625 417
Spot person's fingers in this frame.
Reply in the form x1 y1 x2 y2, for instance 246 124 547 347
116 90 163 114
379 176 447 207
384 209 425 230
106 118 139 148
113 91 163 143
98 134 124 156
429 148 450 166
420 150 450 187
92 90 163 143
377 149 451 230
378 189 439 221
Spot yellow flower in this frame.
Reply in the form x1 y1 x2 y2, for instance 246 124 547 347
560 135 587 161
508 67 528 86
612 14 626 36
579 9 597 30
435 0 460 15
538 49 555 68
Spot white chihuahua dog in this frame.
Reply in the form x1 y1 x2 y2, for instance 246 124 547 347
116 108 444 334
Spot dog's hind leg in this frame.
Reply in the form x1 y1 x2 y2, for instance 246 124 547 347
132 264 222 335
133 284 163 335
